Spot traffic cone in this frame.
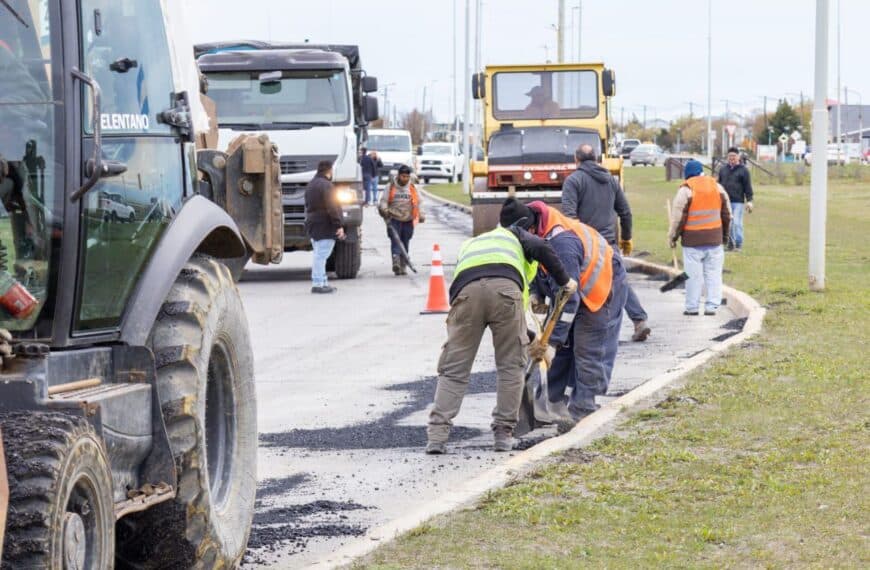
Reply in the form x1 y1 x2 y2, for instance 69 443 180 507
421 244 450 314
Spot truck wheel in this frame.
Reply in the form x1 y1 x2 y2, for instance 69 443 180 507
332 228 361 279
117 255 256 568
0 412 115 569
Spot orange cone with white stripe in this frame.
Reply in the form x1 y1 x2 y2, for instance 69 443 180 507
421 244 450 314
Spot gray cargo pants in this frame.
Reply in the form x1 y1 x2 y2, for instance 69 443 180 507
427 277 529 444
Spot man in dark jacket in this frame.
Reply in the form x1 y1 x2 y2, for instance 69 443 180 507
359 149 382 206
304 161 345 294
717 147 754 251
561 144 651 342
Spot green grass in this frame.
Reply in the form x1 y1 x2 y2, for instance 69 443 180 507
358 166 870 569
423 182 470 205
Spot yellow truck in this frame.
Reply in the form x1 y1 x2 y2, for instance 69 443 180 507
470 63 622 235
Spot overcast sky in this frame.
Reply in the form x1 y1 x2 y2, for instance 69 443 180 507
187 0 869 124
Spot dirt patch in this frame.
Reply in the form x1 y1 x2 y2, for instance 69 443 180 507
260 372 498 451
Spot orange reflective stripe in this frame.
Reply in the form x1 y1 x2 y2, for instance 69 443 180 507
542 207 613 312
684 177 722 232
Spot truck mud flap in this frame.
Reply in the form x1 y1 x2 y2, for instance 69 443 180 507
0 427 7 556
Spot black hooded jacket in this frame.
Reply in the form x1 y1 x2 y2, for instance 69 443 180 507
304 174 343 240
560 161 632 245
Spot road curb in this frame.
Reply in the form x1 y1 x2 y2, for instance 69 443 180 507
418 186 472 215
320 258 766 569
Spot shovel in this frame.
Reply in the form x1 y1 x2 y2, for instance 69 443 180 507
515 284 574 437
660 198 689 292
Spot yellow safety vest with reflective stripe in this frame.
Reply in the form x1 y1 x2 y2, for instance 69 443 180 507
454 226 539 307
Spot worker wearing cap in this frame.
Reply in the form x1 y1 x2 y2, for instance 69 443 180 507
426 198 577 455
503 200 627 433
668 159 731 315
378 165 424 275
524 86 561 119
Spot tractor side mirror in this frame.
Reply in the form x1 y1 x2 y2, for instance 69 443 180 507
602 69 616 97
472 72 486 100
363 95 379 122
362 75 378 93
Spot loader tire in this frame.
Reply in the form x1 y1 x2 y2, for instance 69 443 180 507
116 255 256 569
331 227 362 279
0 412 115 569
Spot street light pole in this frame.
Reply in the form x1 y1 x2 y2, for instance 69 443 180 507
453 0 458 136
557 0 565 63
835 0 841 159
809 0 829 291
463 0 472 195
706 0 713 164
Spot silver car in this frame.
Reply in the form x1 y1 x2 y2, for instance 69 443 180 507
629 144 665 166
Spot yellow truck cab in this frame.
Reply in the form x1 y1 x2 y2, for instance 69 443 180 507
470 63 621 235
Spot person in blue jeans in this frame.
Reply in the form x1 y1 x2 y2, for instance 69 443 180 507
669 160 732 315
717 147 754 251
359 148 383 206
304 161 345 293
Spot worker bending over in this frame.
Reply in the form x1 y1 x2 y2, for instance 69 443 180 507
503 200 627 433
426 199 577 454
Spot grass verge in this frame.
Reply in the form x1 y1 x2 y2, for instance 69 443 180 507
422 182 470 205
358 166 870 569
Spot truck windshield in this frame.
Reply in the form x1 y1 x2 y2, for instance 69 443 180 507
367 134 411 153
493 70 598 121
0 0 59 331
206 70 350 128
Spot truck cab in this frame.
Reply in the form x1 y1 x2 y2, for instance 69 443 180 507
196 42 379 278
367 128 415 184
470 63 620 234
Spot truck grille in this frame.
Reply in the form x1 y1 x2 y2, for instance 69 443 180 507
279 154 338 175
281 183 307 197
422 160 443 165
283 205 305 215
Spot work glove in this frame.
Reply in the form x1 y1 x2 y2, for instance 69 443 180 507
529 341 556 367
563 278 578 296
529 294 548 315
378 206 389 220
745 201 754 213
619 239 633 256
0 156 7 184
0 328 13 369
418 211 426 223
669 237 677 249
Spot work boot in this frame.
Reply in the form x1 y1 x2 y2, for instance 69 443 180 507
631 320 651 342
493 425 514 452
556 409 594 435
311 285 336 294
398 258 408 276
425 441 446 455
391 255 401 275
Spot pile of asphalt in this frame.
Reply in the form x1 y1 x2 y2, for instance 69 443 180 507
711 317 748 342
260 371 499 451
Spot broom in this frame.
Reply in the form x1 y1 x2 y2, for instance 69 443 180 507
661 198 689 292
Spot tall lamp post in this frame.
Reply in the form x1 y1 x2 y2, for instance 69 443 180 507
809 0 829 291
706 0 713 164
462 0 472 195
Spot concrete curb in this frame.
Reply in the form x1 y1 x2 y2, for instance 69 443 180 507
319 258 766 569
418 186 472 215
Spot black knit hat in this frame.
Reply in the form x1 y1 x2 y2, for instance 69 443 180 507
397 164 412 175
500 198 535 229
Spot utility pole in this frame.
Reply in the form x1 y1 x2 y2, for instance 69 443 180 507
642 105 647 129
453 0 458 136
706 0 713 164
463 0 472 195
475 0 483 146
620 106 624 129
575 1 583 62
835 0 841 158
557 0 566 62
809 0 829 291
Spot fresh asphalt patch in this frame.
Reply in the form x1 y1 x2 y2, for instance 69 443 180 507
259 371 500 451
711 317 748 342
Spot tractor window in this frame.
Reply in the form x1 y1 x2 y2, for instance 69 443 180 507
76 139 182 331
80 0 175 135
0 0 61 332
493 70 599 121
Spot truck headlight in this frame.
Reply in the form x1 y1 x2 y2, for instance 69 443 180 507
523 171 533 181
549 171 559 181
336 187 356 205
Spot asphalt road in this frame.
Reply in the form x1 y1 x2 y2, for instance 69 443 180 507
236 196 741 568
